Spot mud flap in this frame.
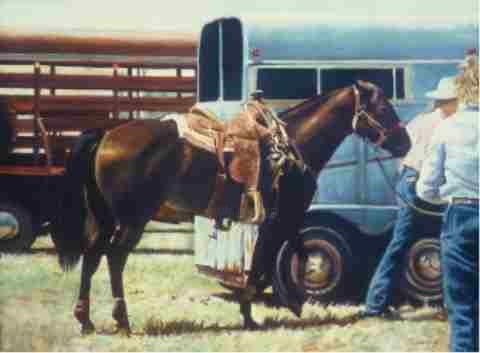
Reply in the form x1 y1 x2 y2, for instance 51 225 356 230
273 240 307 318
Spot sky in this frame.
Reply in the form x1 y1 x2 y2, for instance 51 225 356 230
0 0 478 34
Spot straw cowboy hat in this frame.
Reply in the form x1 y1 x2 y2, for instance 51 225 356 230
425 76 458 100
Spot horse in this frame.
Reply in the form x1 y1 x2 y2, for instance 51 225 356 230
52 80 410 335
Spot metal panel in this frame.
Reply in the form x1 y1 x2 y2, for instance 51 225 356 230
237 17 477 61
195 216 258 287
314 135 361 204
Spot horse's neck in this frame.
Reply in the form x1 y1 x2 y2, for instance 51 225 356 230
287 89 355 176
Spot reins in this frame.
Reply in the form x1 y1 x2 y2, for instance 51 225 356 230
372 148 445 217
351 84 445 217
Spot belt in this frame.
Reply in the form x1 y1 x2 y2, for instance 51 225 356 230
451 197 479 205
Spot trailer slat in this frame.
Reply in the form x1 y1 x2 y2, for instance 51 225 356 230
0 73 196 92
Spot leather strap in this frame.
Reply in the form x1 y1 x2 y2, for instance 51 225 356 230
206 172 227 219
216 130 226 174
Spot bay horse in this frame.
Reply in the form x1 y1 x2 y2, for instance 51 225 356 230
53 81 410 334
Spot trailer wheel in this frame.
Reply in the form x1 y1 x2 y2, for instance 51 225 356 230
400 237 443 306
275 226 353 304
0 201 35 252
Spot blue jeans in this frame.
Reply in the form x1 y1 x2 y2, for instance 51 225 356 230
365 167 420 312
441 203 479 352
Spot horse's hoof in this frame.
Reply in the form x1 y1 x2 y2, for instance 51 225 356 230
244 320 261 331
80 321 96 335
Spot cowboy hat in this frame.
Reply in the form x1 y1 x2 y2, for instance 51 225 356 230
425 76 458 100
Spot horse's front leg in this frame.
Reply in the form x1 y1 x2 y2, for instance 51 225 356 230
74 250 103 335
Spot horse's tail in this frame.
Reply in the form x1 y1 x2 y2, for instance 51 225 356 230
0 97 15 160
53 129 104 271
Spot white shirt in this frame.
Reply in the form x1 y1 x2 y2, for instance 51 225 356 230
401 108 446 172
417 105 479 204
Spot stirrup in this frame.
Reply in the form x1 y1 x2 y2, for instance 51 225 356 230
244 190 266 224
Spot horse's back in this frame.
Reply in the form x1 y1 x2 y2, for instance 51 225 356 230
98 119 179 157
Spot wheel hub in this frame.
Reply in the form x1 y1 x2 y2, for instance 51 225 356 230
292 239 343 296
413 249 441 284
304 251 332 287
0 211 19 240
402 239 443 303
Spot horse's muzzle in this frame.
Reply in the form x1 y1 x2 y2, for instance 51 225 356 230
381 127 411 158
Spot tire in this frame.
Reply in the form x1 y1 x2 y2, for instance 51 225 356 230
0 201 35 252
400 237 443 306
275 226 353 304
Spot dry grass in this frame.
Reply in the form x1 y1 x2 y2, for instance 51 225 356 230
0 235 449 352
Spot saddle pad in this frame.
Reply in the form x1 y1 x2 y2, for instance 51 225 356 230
163 113 218 154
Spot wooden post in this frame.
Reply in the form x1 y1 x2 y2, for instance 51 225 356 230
49 65 56 95
33 62 41 164
136 67 142 119
113 64 119 120
128 66 133 120
176 67 182 98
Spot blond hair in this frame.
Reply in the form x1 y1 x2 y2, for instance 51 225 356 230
455 54 479 106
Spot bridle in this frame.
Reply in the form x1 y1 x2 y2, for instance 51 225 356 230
351 84 402 146
351 84 445 217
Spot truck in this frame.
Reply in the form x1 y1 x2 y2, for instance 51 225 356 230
193 16 478 305
0 28 197 252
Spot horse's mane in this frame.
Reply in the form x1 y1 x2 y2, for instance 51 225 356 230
278 88 341 122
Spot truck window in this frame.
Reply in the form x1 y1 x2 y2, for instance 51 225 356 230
199 22 220 102
321 68 406 100
257 68 317 99
222 18 243 101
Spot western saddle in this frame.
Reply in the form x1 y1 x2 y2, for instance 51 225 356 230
176 91 299 229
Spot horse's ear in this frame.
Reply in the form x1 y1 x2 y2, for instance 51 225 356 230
356 80 380 103
356 80 375 90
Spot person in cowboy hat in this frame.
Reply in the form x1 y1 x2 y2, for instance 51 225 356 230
359 75 458 319
417 53 478 352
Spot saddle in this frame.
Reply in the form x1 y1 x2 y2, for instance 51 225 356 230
176 96 293 228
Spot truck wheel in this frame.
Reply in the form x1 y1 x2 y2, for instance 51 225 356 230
275 226 353 304
0 201 35 252
400 237 443 306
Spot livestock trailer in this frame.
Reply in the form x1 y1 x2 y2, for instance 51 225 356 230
194 16 478 305
0 28 197 252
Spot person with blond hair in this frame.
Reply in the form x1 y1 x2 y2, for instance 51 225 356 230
417 52 479 352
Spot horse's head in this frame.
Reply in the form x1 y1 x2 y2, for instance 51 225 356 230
351 80 411 157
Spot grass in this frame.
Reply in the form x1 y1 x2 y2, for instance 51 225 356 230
0 234 449 352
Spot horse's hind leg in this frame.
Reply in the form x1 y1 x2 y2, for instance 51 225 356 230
107 224 144 335
74 244 105 334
